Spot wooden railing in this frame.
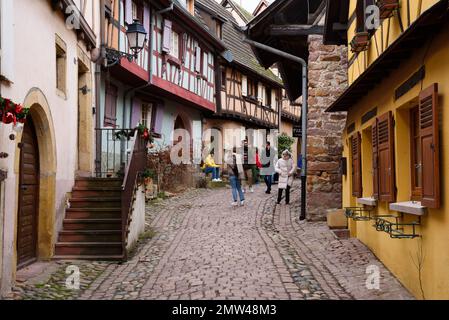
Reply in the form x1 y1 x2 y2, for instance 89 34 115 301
121 131 147 260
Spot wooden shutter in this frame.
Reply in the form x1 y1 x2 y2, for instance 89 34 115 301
241 76 248 96
162 19 172 53
195 46 202 72
351 132 362 198
372 120 379 200
377 111 395 202
104 83 118 127
271 90 277 109
419 83 440 208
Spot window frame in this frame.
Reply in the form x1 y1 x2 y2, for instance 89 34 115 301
410 106 423 201
55 36 67 96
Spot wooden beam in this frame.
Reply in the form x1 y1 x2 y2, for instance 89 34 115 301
268 24 324 36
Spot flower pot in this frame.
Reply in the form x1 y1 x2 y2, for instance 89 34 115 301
350 32 370 53
376 0 400 19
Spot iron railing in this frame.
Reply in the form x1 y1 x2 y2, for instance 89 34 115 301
95 128 136 178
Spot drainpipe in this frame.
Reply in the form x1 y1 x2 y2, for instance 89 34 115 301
242 38 308 221
95 0 106 176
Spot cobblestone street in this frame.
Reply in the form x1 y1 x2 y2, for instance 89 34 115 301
9 184 413 300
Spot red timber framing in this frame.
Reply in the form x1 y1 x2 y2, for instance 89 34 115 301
150 9 222 112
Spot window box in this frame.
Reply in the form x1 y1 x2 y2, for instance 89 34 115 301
376 0 400 19
389 201 428 216
350 32 370 53
357 197 377 207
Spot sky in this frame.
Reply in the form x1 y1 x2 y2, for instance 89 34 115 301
238 0 262 12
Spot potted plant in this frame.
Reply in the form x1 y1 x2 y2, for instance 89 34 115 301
376 0 400 19
350 32 370 53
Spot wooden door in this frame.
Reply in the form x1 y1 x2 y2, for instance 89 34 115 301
17 119 40 269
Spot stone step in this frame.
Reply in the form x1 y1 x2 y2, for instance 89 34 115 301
53 255 124 261
63 219 122 231
58 230 122 243
332 229 350 239
75 178 122 189
69 197 121 209
72 187 122 198
54 242 123 256
65 208 121 220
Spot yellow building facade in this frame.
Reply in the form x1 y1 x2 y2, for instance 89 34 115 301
325 0 449 299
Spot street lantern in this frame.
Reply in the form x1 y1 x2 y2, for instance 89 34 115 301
126 19 148 58
105 19 148 67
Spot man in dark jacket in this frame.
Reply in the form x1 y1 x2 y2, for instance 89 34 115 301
260 141 275 194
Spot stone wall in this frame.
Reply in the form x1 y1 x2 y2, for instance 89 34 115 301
306 35 348 221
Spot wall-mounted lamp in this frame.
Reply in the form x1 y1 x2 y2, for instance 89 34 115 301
105 19 148 67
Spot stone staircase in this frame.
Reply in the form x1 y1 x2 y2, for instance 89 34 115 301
53 178 125 261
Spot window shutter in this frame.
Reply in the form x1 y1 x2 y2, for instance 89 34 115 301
419 83 440 208
271 90 277 109
372 120 379 200
125 0 133 25
257 83 263 103
351 132 362 198
241 76 248 96
104 83 118 127
377 111 395 202
195 46 202 72
162 19 172 53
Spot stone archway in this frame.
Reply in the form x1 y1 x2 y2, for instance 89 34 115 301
15 88 57 263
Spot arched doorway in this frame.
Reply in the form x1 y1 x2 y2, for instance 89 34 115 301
16 88 57 266
17 117 40 268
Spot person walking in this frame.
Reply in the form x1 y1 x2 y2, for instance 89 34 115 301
260 141 275 194
227 148 245 207
242 139 255 193
275 150 296 205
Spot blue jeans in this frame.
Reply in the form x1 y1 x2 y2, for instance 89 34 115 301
230 176 245 202
264 175 272 192
204 167 220 180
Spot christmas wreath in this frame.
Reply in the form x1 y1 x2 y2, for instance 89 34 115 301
0 97 30 125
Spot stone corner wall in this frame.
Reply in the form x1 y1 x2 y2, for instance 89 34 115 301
306 35 348 221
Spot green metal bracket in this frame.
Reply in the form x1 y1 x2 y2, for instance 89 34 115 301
373 216 421 239
344 207 374 221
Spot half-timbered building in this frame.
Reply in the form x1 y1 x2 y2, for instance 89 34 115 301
196 0 301 159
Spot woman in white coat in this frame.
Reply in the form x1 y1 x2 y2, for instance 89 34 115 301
275 150 296 205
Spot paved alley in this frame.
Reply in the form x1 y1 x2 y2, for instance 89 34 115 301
9 184 413 300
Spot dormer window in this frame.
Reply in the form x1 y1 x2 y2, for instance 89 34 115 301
216 21 223 39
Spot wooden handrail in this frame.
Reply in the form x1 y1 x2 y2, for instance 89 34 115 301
121 131 147 260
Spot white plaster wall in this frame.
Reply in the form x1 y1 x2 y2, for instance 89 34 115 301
126 185 146 251
0 0 100 295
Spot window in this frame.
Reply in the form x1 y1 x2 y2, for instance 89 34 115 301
132 0 143 22
171 32 180 59
216 21 223 39
410 106 422 200
141 103 153 128
265 87 272 107
247 79 257 98
104 83 118 127
221 69 227 90
55 35 67 95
